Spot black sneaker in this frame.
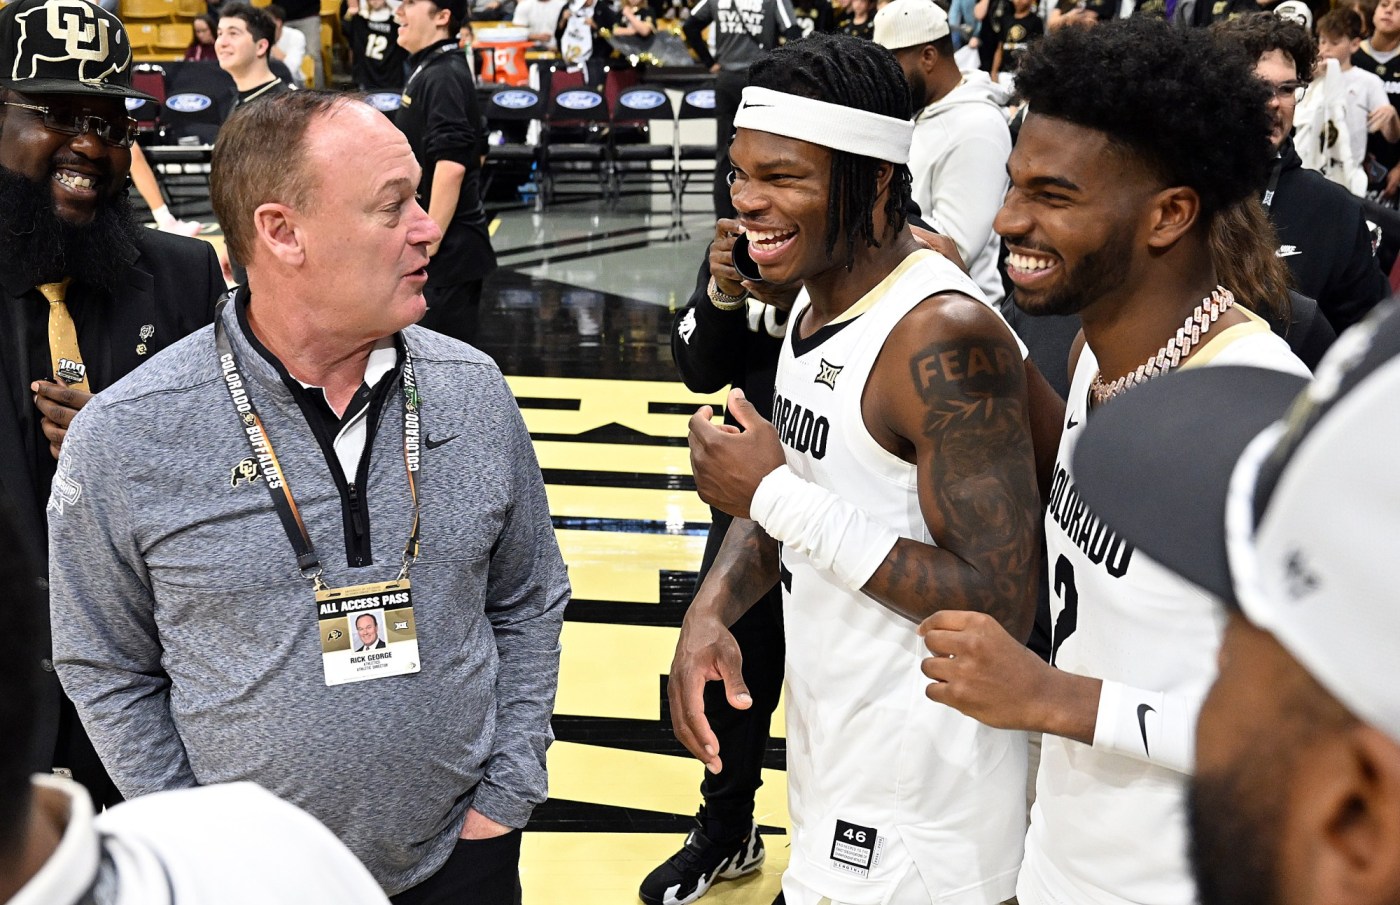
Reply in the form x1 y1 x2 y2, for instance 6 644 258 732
638 819 765 905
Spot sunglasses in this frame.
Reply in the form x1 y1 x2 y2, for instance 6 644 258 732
3 100 140 149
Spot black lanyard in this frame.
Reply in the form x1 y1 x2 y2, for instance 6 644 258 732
213 303 422 589
404 42 458 97
1261 156 1283 211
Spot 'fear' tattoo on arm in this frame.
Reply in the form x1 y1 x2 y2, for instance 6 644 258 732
862 336 1041 638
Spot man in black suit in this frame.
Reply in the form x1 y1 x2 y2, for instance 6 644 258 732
0 0 223 808
355 613 388 651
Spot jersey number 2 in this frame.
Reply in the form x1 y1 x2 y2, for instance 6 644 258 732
1049 554 1078 667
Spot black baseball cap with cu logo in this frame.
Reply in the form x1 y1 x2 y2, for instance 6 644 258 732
0 0 155 100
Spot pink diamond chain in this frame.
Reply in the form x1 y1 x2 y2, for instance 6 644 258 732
1090 286 1235 406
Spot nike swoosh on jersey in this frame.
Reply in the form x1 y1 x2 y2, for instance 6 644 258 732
1136 703 1155 756
424 434 458 450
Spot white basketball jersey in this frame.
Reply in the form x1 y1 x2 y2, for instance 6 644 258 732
1021 309 1309 905
775 250 1027 905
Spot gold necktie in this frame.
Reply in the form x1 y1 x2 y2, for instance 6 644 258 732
37 279 90 393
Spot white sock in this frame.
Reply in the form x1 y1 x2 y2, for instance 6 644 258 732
152 205 176 227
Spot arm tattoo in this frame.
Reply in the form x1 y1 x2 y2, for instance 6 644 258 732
867 337 1040 637
705 517 781 628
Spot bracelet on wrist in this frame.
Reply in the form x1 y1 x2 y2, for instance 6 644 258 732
707 276 748 311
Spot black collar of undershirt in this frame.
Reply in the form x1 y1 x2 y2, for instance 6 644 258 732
233 287 404 439
789 305 860 358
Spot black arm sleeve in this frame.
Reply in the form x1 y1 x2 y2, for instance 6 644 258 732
671 247 755 394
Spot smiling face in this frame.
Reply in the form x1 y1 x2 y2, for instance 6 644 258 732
216 16 267 72
356 613 380 647
395 0 451 53
283 103 440 340
995 113 1159 317
727 127 839 286
0 90 133 226
1255 49 1300 153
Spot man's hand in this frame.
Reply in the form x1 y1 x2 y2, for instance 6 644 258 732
910 226 968 275
688 388 785 520
709 219 802 311
1370 103 1400 133
1386 162 1400 200
669 609 751 774
708 218 748 299
32 380 93 460
920 610 1100 743
460 807 513 840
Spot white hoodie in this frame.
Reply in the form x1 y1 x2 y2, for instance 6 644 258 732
909 71 1013 305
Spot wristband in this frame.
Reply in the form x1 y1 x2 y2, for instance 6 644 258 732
707 276 748 312
1091 680 1194 773
750 465 899 592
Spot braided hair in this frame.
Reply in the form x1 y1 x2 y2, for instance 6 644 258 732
746 33 913 271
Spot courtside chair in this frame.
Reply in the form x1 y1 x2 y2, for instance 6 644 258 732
482 84 545 211
538 68 611 208
676 84 718 216
610 85 684 232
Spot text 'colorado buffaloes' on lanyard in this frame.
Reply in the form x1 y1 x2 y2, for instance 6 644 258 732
212 300 423 591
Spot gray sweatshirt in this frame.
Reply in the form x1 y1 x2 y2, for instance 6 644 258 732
49 300 569 895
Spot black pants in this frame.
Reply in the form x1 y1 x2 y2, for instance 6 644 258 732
711 69 747 221
420 278 485 345
694 508 785 841
391 831 523 905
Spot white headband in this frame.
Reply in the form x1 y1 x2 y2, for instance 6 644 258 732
732 86 914 165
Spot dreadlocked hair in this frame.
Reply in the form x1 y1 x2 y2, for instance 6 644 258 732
746 33 913 271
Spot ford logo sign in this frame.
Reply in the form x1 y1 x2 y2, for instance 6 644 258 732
556 90 603 111
684 89 715 110
620 89 667 111
124 98 145 111
366 92 402 112
166 93 213 113
492 89 539 109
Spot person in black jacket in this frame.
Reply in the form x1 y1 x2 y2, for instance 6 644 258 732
1215 13 1390 335
682 0 803 219
0 0 222 810
395 0 497 343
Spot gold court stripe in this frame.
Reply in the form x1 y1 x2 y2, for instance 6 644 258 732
556 529 708 604
546 484 712 524
547 740 791 826
533 440 694 475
